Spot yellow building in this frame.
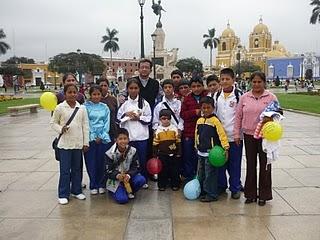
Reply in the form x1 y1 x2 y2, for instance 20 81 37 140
215 17 289 74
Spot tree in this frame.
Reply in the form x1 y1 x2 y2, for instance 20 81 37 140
310 0 320 24
48 52 105 75
176 57 203 76
101 28 119 63
0 29 10 55
203 28 219 70
4 56 35 64
231 60 261 74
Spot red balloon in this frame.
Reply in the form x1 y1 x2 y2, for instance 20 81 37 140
146 158 162 175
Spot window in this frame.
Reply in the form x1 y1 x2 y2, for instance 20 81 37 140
107 63 109 66
222 42 226 51
124 63 127 66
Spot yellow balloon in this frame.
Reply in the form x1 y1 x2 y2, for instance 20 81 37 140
262 121 283 141
40 92 57 111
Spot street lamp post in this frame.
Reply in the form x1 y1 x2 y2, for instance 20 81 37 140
138 0 146 59
151 33 157 80
77 49 82 84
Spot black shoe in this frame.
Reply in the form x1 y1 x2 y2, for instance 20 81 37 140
245 198 257 204
231 192 241 199
158 187 166 191
200 195 218 202
171 186 179 191
258 200 266 206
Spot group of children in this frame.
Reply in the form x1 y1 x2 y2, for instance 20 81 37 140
50 67 246 205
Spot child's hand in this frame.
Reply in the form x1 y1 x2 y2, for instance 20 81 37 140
62 125 69 134
195 109 201 116
234 138 241 146
125 111 136 119
95 137 101 144
116 174 124 181
124 174 131 182
83 145 89 153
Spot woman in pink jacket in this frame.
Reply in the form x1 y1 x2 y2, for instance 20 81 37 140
234 72 277 206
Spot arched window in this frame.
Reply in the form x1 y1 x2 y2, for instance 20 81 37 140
222 42 226 51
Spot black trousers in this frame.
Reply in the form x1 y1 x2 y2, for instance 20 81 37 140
158 154 180 188
243 134 272 201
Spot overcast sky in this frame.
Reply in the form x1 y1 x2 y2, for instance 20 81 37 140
0 0 319 65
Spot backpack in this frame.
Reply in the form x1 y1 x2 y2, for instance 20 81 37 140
215 88 242 111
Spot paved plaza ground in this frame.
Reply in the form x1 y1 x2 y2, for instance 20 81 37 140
0 110 319 240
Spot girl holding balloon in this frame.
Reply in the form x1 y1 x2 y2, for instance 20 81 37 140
234 71 278 206
84 85 111 195
116 78 152 189
50 84 89 205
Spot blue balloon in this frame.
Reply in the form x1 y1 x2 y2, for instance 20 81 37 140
183 179 201 200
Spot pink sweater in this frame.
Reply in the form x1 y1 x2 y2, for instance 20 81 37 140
234 90 277 138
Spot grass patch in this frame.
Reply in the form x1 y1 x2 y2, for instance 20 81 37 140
276 93 320 114
0 98 40 115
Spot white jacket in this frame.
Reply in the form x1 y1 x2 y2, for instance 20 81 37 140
50 101 89 149
152 96 184 131
214 88 242 142
117 96 151 141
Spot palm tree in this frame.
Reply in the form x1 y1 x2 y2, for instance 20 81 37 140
203 28 220 71
0 29 10 55
101 28 119 63
310 0 320 24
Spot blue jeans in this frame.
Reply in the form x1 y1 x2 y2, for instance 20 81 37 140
218 141 243 193
198 155 218 198
130 140 148 182
58 149 82 198
84 141 112 190
182 137 198 181
111 174 146 204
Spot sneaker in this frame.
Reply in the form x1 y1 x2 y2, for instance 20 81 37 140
72 193 86 200
231 192 241 199
90 189 98 195
142 183 149 189
58 198 68 205
98 188 106 194
200 195 218 202
128 193 135 199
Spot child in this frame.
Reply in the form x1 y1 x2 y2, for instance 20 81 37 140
180 77 207 181
195 96 229 202
153 79 183 134
105 128 146 204
215 68 243 199
206 74 220 98
56 73 85 104
117 78 152 189
84 85 111 195
171 69 183 95
177 79 190 102
153 109 181 191
50 84 89 205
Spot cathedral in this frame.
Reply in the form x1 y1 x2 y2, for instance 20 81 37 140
215 17 289 74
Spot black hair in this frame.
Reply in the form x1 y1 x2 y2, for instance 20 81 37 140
96 77 109 86
250 71 266 83
117 128 129 138
62 73 77 83
159 109 172 119
220 68 235 79
206 74 219 86
161 79 174 88
138 59 153 70
189 76 204 86
89 84 102 95
200 96 215 107
126 78 144 109
63 83 78 94
171 69 183 78
179 79 190 87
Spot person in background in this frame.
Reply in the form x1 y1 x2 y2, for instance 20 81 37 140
177 79 191 103
206 74 220 98
171 69 183 95
56 73 85 104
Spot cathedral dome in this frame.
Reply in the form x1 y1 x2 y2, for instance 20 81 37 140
253 17 269 34
221 23 235 37
272 40 287 53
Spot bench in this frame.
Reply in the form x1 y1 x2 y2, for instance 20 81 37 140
8 104 40 116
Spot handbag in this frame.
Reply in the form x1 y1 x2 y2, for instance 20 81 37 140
52 107 79 161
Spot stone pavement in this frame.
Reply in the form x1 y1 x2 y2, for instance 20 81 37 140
0 110 319 240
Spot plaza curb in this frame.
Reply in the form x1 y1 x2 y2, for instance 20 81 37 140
284 108 320 118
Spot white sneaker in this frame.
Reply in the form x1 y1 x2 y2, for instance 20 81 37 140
58 198 68 205
128 193 135 199
72 193 86 200
142 183 149 189
98 188 106 194
90 189 98 195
